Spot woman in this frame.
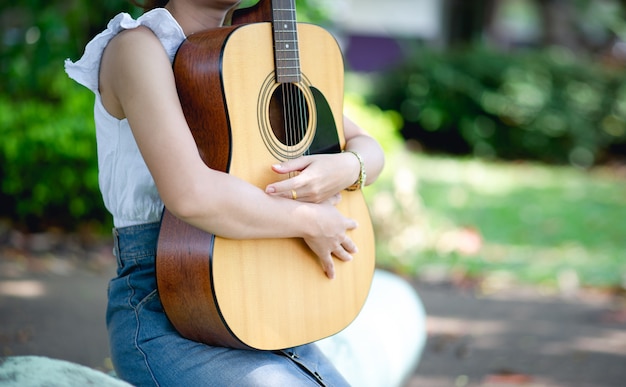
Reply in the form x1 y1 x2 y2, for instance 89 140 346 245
66 1 424 385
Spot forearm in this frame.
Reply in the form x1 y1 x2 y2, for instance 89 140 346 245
344 134 385 187
167 168 316 240
342 112 385 188
164 165 357 279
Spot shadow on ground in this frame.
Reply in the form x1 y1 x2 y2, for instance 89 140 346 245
0 236 624 387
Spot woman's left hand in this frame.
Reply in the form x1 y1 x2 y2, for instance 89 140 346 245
265 153 359 203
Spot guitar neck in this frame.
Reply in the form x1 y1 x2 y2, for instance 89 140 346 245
272 0 301 83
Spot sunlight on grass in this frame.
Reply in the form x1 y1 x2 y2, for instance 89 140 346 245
374 152 626 289
345 93 626 290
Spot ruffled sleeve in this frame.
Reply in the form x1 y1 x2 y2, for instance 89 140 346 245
64 8 186 93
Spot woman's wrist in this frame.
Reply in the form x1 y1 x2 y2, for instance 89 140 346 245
343 150 366 191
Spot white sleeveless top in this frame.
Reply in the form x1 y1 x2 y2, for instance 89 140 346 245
65 9 186 227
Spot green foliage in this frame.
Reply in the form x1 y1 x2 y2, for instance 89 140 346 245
348 78 626 289
0 0 331 99
0 0 338 231
0 73 109 231
369 45 626 166
367 152 626 289
1 1 140 99
0 1 140 230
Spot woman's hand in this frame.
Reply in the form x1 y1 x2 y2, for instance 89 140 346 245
265 153 362 279
264 152 359 203
302 202 359 279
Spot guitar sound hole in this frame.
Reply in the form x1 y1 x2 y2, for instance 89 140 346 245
269 83 310 147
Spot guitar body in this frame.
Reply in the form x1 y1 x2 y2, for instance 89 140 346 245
156 22 375 350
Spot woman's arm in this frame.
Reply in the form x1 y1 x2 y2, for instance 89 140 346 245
343 115 385 187
265 116 385 203
99 27 359 278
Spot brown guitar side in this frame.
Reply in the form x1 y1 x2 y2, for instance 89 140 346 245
156 23 376 350
156 26 246 349
230 0 273 24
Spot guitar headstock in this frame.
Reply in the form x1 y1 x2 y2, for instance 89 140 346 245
231 0 274 25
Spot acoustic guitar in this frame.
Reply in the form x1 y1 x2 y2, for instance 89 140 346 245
156 0 375 350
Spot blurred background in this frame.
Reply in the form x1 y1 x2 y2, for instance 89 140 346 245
2 0 625 291
1 0 626 386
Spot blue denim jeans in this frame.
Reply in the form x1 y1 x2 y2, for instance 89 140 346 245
107 222 349 387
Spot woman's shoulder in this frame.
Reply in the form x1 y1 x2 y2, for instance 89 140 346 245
108 25 163 53
100 25 172 89
126 8 186 53
65 9 185 93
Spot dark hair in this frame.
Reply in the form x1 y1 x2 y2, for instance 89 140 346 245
130 0 168 11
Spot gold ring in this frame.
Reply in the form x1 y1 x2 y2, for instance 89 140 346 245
291 190 297 200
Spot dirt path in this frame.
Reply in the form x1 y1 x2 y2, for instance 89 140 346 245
1 248 625 386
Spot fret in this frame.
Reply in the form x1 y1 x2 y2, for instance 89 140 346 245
276 64 299 69
275 45 299 51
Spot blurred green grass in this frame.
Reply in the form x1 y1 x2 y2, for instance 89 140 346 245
345 94 626 291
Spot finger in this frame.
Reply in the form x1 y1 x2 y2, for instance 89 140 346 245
341 237 358 255
265 179 300 197
271 157 311 174
321 255 336 279
275 188 300 201
333 244 354 262
345 218 358 230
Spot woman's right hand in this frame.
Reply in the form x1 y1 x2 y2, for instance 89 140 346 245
302 199 359 280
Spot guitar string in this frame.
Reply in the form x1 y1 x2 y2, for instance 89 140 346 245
291 2 309 157
283 5 297 159
276 0 308 179
287 3 307 158
276 6 292 160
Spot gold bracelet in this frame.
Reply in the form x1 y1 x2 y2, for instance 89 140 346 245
344 150 366 191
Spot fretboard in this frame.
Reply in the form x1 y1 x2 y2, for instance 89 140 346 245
272 0 301 83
